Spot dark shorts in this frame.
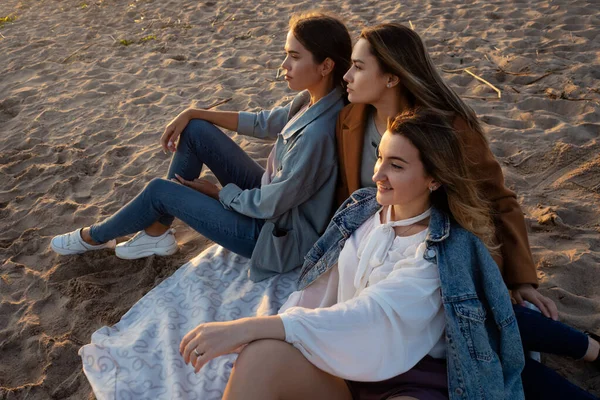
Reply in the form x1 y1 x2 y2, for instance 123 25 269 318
345 356 448 400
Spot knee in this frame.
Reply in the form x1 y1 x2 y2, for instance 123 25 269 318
181 119 219 143
235 340 291 374
145 178 174 199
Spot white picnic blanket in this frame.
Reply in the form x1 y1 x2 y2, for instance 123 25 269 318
79 244 300 400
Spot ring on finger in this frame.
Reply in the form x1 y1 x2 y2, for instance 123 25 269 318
193 348 204 357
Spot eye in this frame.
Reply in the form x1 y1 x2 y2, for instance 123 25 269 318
391 163 403 170
353 63 361 70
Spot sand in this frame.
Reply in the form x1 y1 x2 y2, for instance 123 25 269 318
0 0 599 398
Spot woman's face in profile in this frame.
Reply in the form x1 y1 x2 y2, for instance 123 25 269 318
280 30 323 92
343 38 389 105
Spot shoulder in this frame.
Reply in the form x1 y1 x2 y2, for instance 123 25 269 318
443 221 491 261
338 103 369 127
452 115 489 148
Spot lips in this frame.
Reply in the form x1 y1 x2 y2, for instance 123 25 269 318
377 184 392 192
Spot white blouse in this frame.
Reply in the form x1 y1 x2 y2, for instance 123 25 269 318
278 207 446 381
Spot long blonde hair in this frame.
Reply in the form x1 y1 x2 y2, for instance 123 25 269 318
388 110 497 253
361 23 486 140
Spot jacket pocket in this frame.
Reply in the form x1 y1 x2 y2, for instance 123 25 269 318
252 221 302 278
452 298 495 362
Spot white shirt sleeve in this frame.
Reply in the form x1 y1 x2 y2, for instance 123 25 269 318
279 267 339 313
279 259 445 382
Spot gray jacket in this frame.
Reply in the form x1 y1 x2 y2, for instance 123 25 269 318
219 88 345 281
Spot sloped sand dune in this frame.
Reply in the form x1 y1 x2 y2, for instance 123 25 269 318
0 0 598 398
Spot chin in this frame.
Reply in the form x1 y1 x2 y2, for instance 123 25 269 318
348 94 371 104
376 192 393 206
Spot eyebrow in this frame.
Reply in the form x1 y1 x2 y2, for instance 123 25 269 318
351 58 365 64
389 156 409 164
285 49 300 55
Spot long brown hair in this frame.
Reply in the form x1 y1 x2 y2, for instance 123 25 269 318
289 12 352 90
388 110 497 253
361 23 485 140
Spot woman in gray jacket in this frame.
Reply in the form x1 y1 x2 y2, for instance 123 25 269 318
51 12 352 281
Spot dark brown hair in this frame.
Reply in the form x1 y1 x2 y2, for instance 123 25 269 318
361 23 486 141
388 110 497 253
289 12 352 90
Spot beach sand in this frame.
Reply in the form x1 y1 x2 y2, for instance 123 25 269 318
1 0 599 398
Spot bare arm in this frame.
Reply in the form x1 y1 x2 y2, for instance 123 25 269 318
185 108 239 131
160 108 239 153
180 316 285 372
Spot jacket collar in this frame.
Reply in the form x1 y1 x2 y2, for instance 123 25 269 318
333 188 451 242
339 103 370 193
281 87 344 140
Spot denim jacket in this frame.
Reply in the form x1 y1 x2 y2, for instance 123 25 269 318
298 188 525 400
219 88 344 281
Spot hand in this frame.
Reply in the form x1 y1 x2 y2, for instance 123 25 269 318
161 109 191 153
174 174 220 200
512 283 559 320
180 320 249 373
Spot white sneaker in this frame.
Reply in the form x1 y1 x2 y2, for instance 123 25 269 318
50 229 116 255
115 229 178 260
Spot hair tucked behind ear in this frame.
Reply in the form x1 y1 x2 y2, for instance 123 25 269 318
388 109 498 254
289 12 352 90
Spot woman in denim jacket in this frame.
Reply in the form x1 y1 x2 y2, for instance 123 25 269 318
50 13 351 281
179 110 524 400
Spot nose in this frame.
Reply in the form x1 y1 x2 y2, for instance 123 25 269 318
343 66 353 83
281 56 290 72
372 162 384 183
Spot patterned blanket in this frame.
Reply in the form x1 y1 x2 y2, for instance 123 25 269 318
80 245 300 400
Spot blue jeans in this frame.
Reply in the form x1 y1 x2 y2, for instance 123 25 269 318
89 119 266 258
515 304 598 400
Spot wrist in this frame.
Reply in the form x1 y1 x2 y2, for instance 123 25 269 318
185 108 202 120
238 317 259 344
238 316 285 343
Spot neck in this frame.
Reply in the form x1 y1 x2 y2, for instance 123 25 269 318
390 200 431 222
307 77 335 106
372 90 412 132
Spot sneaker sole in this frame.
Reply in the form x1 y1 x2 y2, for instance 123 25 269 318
50 242 86 255
115 246 178 260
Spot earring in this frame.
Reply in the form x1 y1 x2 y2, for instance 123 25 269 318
386 83 391 88
429 187 433 193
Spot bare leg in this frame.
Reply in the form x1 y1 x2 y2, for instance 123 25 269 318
80 227 100 245
224 340 352 400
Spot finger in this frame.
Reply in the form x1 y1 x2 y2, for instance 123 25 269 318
532 297 550 319
513 291 524 306
194 352 211 373
161 126 175 152
169 126 184 152
543 297 559 321
189 348 200 367
174 174 188 186
180 326 200 355
194 357 205 373
183 336 203 364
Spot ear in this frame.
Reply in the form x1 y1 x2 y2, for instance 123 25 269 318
320 57 335 77
428 179 441 192
385 74 400 88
